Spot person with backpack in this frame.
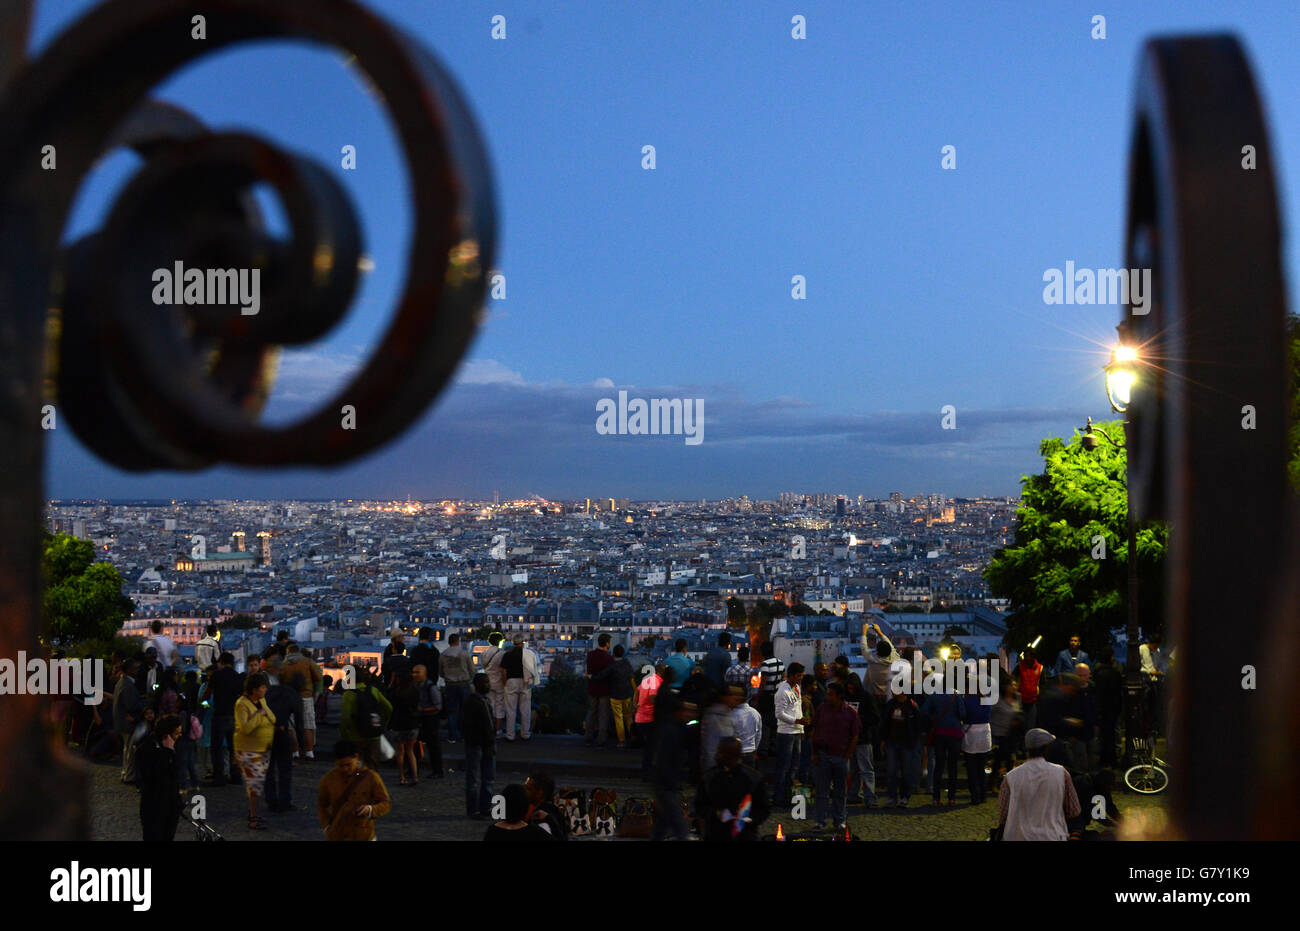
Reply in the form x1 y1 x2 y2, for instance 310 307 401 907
340 672 393 770
317 740 391 841
463 673 497 820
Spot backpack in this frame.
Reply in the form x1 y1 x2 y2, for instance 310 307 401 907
355 687 384 739
558 788 589 836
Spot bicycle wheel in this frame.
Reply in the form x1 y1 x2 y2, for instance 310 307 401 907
1124 763 1169 794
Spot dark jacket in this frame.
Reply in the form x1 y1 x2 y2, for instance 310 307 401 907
266 682 299 741
463 691 496 751
882 697 921 745
607 658 635 701
410 643 440 680
703 647 732 687
136 737 182 839
695 762 771 841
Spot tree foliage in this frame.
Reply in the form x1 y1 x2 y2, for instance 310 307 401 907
42 532 134 644
984 421 1167 660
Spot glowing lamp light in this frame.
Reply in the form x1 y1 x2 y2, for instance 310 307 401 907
1105 344 1138 413
776 824 785 841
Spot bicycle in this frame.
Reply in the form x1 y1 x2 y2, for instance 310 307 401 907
1123 734 1169 794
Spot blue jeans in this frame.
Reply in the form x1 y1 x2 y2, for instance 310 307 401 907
773 733 800 807
445 683 470 741
465 744 495 816
849 743 876 804
815 754 850 825
885 742 916 802
796 734 812 782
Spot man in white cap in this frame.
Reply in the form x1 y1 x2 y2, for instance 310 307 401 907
997 727 1080 840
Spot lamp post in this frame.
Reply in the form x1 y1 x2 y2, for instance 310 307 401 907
1082 338 1144 767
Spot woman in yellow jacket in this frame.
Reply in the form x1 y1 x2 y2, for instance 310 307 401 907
234 672 275 830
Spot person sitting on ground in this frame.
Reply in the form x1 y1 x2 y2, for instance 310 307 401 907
483 783 553 841
524 769 569 841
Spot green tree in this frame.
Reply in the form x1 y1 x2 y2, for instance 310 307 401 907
42 532 133 644
984 421 1167 661
224 613 259 630
726 596 747 625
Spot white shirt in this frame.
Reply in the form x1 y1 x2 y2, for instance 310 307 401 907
148 634 178 668
774 681 804 735
483 646 506 689
1139 643 1168 680
1001 757 1078 841
731 703 763 754
194 636 219 670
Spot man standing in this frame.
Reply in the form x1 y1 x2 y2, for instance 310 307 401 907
194 623 220 671
463 673 497 819
862 622 900 699
606 644 636 747
724 644 753 699
584 633 614 746
704 632 732 688
810 681 860 830
440 633 473 743
281 643 323 760
700 686 743 773
1138 632 1168 736
755 641 785 757
843 669 879 807
412 663 443 778
113 658 144 784
409 627 440 695
772 662 808 809
201 652 243 786
1053 634 1091 678
1016 648 1044 732
997 728 1081 840
665 638 694 692
147 620 180 668
502 636 539 741
482 632 508 736
730 689 763 768
695 737 771 841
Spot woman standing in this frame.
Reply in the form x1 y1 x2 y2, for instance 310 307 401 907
390 672 421 786
234 672 276 830
633 664 664 777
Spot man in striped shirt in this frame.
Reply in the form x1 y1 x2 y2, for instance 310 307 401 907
754 641 784 757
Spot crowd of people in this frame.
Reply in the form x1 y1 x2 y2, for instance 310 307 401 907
60 617 1169 842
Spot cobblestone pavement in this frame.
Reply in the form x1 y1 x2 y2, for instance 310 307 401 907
86 739 1170 842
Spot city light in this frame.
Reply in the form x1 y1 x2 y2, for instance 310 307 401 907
1105 344 1138 413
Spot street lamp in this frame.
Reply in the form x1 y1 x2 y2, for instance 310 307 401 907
1105 344 1139 413
1083 339 1146 768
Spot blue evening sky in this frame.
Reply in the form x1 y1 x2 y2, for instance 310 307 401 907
35 0 1300 500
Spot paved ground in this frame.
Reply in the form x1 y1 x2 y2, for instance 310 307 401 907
85 727 1170 841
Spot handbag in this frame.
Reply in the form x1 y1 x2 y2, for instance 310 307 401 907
617 798 654 838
